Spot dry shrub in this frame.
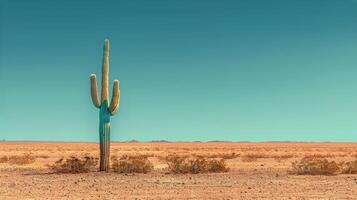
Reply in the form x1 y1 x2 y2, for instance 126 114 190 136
2 154 36 165
291 157 341 175
111 155 153 173
241 153 268 162
165 154 201 174
341 160 357 174
0 156 9 163
49 156 98 173
206 159 230 173
165 154 229 174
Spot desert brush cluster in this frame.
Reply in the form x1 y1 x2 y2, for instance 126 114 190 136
1 143 357 176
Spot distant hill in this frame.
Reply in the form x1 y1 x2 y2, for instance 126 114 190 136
150 140 171 143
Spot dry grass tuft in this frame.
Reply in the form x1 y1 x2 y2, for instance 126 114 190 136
291 157 341 175
206 152 240 159
111 154 153 173
241 153 268 162
164 154 229 174
36 155 50 159
341 160 357 174
303 154 335 159
49 156 98 173
0 154 36 165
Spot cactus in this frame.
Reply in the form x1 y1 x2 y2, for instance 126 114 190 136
90 38 120 172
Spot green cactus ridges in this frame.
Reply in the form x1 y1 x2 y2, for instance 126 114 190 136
90 38 120 172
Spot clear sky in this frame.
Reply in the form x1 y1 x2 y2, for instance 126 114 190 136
0 0 357 142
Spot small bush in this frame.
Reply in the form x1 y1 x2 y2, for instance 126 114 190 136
341 160 357 174
291 157 341 175
165 154 229 174
49 156 98 173
206 159 230 173
165 154 190 173
111 155 153 173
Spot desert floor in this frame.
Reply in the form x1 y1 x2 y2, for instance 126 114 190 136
0 142 357 200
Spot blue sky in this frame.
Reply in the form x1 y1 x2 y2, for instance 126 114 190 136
0 0 357 142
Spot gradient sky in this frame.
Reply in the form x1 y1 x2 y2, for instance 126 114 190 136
1 0 357 142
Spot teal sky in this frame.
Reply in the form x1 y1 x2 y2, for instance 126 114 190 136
1 0 357 142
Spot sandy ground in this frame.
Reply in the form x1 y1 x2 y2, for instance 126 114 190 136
0 142 357 200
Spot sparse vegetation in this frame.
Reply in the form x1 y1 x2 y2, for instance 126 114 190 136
36 154 50 159
206 152 240 159
341 160 357 174
291 157 341 175
0 154 36 165
164 154 229 174
0 156 9 163
111 154 153 173
273 154 294 162
241 153 268 162
303 154 335 159
2 142 357 198
49 156 98 173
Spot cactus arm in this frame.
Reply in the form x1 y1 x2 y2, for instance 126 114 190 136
90 74 101 108
109 80 120 115
101 38 110 102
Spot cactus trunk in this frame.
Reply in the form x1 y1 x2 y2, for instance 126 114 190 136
90 38 120 172
99 100 111 171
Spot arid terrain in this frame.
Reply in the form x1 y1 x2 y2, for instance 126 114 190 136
0 142 357 200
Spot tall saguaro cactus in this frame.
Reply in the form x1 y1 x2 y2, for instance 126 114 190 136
90 38 120 172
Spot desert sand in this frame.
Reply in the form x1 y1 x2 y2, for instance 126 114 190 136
0 142 357 200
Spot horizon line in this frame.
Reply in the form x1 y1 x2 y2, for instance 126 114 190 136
0 139 356 143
